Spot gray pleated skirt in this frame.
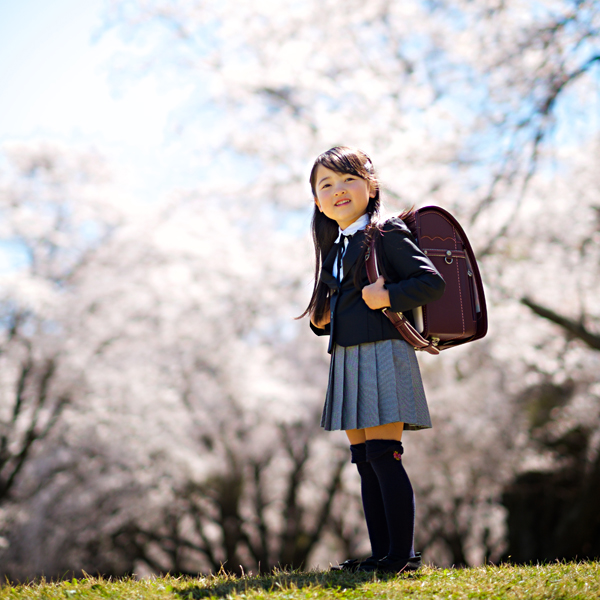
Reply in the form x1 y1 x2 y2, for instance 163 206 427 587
321 339 432 432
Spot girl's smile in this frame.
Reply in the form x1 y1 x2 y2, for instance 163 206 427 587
313 165 376 230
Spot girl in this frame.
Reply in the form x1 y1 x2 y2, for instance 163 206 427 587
302 147 445 573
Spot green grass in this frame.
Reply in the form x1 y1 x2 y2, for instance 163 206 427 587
2 562 599 599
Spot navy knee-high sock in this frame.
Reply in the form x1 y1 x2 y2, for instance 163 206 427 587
350 443 389 560
366 439 415 560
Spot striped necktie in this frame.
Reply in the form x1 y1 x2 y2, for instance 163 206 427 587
336 234 351 282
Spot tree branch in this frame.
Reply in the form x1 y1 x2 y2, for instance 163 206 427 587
521 297 600 351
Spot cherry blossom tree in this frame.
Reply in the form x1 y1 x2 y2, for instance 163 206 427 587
0 141 123 506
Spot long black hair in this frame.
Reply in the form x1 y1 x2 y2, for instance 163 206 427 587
299 146 382 323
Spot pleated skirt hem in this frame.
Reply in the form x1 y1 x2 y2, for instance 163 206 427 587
320 339 432 432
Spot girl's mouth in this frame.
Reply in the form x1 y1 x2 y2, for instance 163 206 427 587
335 198 351 206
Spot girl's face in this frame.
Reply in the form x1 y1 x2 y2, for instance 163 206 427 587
313 164 376 230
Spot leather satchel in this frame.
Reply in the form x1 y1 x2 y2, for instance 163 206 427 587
365 206 487 355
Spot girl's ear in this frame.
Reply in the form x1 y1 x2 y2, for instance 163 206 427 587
368 180 377 198
314 197 323 211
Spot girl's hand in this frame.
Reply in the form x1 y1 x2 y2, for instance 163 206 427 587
362 276 391 310
311 311 331 329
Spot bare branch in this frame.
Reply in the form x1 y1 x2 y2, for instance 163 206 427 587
521 297 600 351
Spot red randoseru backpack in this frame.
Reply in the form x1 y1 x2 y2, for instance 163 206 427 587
366 206 488 355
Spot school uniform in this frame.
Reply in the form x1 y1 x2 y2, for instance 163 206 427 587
311 216 445 432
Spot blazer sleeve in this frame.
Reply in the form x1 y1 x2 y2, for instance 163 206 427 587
380 219 446 313
310 321 331 336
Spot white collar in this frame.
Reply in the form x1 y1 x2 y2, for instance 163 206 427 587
334 213 370 244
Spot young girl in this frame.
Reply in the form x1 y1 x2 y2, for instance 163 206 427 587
302 147 445 573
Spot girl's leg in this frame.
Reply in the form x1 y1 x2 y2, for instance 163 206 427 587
364 422 404 442
346 428 367 445
363 422 418 571
342 429 390 565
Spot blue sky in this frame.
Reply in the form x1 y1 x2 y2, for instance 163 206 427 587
0 0 198 202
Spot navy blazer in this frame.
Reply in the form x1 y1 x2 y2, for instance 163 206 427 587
311 217 446 353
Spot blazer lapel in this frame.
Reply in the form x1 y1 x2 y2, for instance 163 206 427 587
341 230 367 282
320 243 341 290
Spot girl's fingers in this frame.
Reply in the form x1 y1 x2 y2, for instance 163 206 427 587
362 276 391 309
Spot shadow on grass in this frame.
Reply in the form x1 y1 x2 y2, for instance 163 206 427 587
174 569 421 599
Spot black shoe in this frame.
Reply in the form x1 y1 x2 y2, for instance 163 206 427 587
331 556 379 572
358 552 422 573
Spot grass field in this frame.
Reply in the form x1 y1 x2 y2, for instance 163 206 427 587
2 562 599 599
